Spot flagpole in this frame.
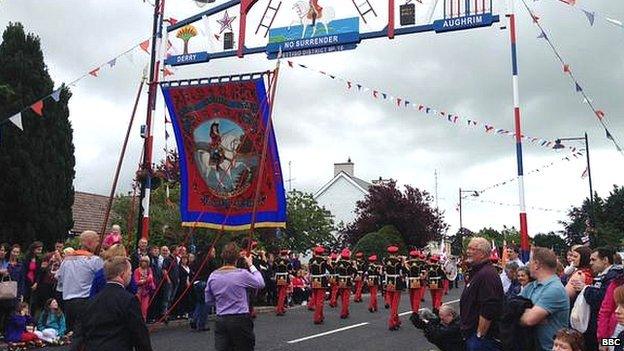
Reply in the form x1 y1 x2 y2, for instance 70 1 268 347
137 0 165 245
507 0 530 263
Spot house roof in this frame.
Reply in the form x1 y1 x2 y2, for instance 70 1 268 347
71 191 113 234
313 171 372 199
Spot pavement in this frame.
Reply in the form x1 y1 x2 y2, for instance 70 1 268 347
42 284 464 351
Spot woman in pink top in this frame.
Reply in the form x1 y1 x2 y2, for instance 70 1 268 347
23 241 43 310
103 225 123 250
133 256 155 321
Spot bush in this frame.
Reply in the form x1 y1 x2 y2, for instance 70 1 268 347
378 225 406 254
354 232 391 259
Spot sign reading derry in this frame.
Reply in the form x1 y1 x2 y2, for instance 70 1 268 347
164 0 499 66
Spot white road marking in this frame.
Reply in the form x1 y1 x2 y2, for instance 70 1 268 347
287 322 370 344
286 298 462 343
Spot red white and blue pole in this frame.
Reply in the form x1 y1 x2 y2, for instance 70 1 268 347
507 0 530 262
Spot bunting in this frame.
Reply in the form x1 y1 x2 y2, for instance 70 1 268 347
1 36 154 130
31 101 44 116
8 113 23 131
284 60 577 154
464 197 566 213
554 0 623 30
521 0 624 155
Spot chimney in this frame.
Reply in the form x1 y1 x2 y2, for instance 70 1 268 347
334 157 354 177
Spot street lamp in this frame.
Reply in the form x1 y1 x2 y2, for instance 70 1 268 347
553 132 593 206
459 188 480 233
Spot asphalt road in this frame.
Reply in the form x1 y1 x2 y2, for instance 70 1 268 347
46 284 463 351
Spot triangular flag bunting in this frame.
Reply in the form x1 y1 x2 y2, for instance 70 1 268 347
382 93 387 99
8 113 23 130
287 60 293 68
606 129 614 141
356 84 362 91
163 68 174 77
107 58 117 68
581 167 588 179
582 10 595 26
404 100 409 107
347 81 352 89
167 17 178 25
563 64 571 73
89 68 100 77
373 90 378 98
537 32 547 39
139 39 150 54
575 83 582 92
396 98 402 106
31 100 44 116
531 14 540 23
165 130 170 140
605 18 624 28
51 89 61 102
595 110 605 120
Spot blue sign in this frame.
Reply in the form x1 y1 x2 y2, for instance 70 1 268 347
432 13 494 33
266 17 360 59
166 52 209 66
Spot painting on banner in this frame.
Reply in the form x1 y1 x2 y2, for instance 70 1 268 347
161 78 286 230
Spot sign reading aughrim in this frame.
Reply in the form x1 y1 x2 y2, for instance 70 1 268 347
432 13 495 33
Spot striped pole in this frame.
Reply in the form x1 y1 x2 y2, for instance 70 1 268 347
507 0 530 262
137 0 165 243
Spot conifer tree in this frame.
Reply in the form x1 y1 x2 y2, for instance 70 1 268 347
0 23 75 248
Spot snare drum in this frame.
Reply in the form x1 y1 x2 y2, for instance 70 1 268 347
428 277 441 290
276 273 288 286
409 277 422 289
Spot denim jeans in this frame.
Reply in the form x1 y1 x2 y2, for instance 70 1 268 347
465 333 502 351
193 281 209 329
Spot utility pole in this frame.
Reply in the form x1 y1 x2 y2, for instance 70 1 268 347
137 0 164 245
435 169 439 210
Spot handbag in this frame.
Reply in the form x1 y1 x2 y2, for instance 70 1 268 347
0 275 17 300
570 286 590 333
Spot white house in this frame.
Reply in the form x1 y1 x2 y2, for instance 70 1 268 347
314 159 378 234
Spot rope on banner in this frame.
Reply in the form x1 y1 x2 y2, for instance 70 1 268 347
463 197 567 213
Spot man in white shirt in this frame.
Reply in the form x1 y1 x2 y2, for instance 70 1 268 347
500 245 524 293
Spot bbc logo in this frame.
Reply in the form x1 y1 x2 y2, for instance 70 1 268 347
601 338 622 346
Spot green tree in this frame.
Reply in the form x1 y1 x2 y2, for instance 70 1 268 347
0 23 75 248
342 180 448 248
533 232 567 256
561 186 624 248
354 232 391 259
276 190 335 254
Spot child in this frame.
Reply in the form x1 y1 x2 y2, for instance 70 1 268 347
5 302 43 347
552 328 585 351
612 285 624 351
35 298 66 344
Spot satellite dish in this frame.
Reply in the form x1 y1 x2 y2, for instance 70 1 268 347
194 0 216 7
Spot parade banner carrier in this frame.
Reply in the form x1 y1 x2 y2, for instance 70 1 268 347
161 78 286 230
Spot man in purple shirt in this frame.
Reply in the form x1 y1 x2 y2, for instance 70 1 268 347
206 242 265 351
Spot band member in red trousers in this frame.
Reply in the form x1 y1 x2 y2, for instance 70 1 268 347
335 249 356 319
274 249 292 316
426 255 445 314
308 246 329 324
405 250 427 316
366 254 381 313
384 245 405 330
353 251 366 302
328 252 340 308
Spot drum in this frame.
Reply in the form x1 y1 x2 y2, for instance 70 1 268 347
338 277 350 288
329 275 337 285
409 277 421 289
368 276 378 286
276 273 288 286
428 277 441 290
312 280 322 289
386 283 396 292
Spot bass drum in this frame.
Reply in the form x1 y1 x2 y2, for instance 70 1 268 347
443 257 458 281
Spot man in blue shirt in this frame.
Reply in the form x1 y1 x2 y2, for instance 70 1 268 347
520 247 570 351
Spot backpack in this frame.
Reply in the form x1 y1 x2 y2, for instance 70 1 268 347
499 296 537 351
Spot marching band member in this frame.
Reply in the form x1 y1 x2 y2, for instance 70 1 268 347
308 246 329 324
328 252 340 308
427 255 445 314
384 245 405 330
353 251 366 302
366 254 381 313
406 250 427 316
335 249 356 319
274 249 292 316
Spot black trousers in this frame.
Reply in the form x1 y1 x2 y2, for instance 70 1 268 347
64 297 89 351
215 314 255 351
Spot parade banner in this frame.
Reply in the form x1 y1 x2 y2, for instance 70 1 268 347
161 77 286 230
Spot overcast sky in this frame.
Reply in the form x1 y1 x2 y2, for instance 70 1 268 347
1 0 622 238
